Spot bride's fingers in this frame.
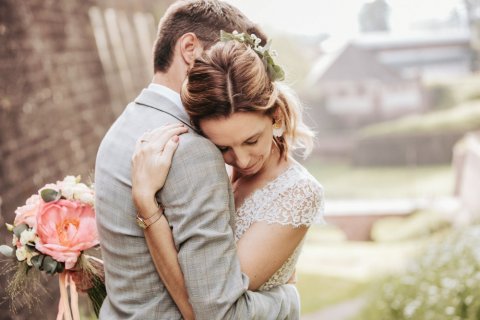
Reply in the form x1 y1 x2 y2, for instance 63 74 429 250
135 123 185 150
150 126 188 151
148 123 184 137
160 135 180 166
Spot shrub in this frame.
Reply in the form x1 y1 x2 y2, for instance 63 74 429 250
427 84 456 110
356 226 480 320
370 210 452 242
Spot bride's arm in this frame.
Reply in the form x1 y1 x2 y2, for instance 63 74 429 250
236 222 308 291
131 124 194 320
236 179 323 291
134 196 195 320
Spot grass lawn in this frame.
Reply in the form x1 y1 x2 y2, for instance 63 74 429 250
296 225 447 315
297 273 367 315
302 160 454 199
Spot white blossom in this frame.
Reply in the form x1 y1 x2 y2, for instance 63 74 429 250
62 185 75 199
77 192 94 205
26 250 39 266
19 229 36 245
16 246 27 261
63 176 77 185
12 235 18 246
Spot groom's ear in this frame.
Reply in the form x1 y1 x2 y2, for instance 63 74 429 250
178 32 202 67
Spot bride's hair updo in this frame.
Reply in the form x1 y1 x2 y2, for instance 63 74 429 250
181 40 314 159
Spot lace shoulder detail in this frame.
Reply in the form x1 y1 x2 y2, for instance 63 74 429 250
235 162 325 236
257 174 324 227
233 162 325 291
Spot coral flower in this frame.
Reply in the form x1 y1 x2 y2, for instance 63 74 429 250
35 199 99 269
14 194 41 229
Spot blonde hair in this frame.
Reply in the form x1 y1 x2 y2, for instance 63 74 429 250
181 40 314 159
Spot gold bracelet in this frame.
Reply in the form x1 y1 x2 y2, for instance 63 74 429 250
136 204 164 229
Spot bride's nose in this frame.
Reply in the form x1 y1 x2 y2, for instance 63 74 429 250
234 149 250 169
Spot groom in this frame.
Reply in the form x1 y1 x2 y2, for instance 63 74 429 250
95 0 300 319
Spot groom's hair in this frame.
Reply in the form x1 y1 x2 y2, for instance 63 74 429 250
153 0 266 73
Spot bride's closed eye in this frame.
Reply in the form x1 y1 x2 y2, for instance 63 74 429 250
217 139 258 153
217 146 230 153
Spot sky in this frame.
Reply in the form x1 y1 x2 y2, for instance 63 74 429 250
225 0 467 38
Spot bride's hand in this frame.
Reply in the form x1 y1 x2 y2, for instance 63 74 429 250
131 123 188 210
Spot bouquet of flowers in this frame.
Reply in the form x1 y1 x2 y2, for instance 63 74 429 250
0 176 106 319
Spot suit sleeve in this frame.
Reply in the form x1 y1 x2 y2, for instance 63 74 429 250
158 134 300 320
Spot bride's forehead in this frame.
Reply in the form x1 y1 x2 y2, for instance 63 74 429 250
200 113 268 141
202 112 267 129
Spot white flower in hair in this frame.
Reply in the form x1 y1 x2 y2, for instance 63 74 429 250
220 30 285 81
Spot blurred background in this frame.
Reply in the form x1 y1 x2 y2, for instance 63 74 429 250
1 0 480 319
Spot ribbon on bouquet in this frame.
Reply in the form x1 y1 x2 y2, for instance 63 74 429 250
57 272 80 320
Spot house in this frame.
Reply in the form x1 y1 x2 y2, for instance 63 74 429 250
352 30 472 81
308 43 425 127
307 30 473 128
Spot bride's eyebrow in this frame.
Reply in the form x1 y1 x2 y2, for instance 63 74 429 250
216 132 262 149
243 132 261 142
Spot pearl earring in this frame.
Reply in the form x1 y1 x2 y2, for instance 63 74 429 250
273 119 285 138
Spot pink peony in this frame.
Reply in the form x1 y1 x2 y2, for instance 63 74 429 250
35 200 99 269
14 194 41 229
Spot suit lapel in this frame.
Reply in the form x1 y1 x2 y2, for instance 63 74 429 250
134 88 197 131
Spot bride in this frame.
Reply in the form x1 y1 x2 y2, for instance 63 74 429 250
131 33 324 318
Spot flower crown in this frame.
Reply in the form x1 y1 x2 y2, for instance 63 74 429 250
220 30 285 82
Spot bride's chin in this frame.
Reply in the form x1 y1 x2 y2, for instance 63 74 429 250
238 158 264 176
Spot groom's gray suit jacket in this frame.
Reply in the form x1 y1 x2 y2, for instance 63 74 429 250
95 88 300 319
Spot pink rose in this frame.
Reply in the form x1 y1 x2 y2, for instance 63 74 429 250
35 200 99 269
14 194 41 229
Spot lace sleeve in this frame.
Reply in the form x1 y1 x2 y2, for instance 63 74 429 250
255 178 325 227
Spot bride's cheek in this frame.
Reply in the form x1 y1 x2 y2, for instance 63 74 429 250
223 153 234 166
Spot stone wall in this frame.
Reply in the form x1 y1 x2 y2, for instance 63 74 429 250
0 0 172 318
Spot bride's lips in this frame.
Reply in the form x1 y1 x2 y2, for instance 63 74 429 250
238 160 261 175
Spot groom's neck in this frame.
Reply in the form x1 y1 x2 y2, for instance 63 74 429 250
152 71 182 94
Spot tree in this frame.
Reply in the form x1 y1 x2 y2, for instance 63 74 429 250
465 0 480 71
358 0 391 33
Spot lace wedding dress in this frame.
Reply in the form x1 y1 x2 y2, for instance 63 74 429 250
233 161 325 291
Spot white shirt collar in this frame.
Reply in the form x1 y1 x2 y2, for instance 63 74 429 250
148 83 183 111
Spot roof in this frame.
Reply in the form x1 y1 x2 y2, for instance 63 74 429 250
352 29 470 50
312 43 405 85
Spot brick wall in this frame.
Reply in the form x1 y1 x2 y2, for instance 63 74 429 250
0 0 172 318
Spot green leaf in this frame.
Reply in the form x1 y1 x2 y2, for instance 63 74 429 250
56 262 65 273
13 224 28 237
87 275 107 317
5 223 14 232
41 255 58 274
40 188 60 202
31 254 45 270
0 245 14 257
